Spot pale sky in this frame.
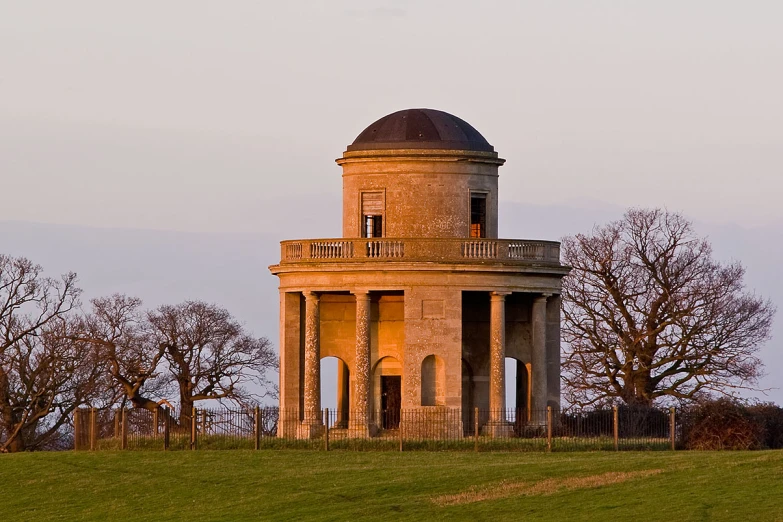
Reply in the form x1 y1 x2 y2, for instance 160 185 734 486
2 1 782 232
1 1 782 404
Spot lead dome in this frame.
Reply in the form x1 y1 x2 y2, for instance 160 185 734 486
348 108 495 152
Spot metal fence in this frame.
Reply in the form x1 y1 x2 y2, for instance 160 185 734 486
74 405 679 452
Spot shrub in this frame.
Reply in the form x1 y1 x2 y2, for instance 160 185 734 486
681 398 765 450
747 403 783 449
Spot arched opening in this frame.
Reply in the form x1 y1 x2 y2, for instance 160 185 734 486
505 357 530 424
421 355 446 406
320 356 350 428
372 356 402 429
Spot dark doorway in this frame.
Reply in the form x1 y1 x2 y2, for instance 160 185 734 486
462 359 475 435
381 376 401 429
363 215 383 238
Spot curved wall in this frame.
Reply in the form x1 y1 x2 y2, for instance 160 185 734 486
338 149 503 239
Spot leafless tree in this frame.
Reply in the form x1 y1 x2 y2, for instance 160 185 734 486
0 255 100 452
83 295 168 414
148 301 277 423
561 208 776 407
0 254 279 451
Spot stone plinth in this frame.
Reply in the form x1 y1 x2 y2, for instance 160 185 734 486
481 420 515 438
401 407 463 440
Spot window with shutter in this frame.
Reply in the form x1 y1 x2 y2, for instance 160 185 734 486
470 193 487 238
361 191 385 238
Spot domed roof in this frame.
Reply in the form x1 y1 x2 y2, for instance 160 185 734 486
347 108 494 152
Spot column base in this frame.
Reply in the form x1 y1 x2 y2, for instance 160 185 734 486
481 421 515 438
346 420 378 438
528 408 549 428
298 421 324 440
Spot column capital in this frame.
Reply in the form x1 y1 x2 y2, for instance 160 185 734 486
303 291 319 301
533 293 551 303
490 291 512 300
351 289 371 298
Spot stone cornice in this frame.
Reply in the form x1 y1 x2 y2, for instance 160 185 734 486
268 262 571 277
336 148 505 166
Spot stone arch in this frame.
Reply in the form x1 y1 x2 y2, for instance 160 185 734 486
421 354 446 406
320 356 350 427
505 356 530 420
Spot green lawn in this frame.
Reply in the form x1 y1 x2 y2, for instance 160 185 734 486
1 450 781 521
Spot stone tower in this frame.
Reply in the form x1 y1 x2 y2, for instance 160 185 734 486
269 108 570 437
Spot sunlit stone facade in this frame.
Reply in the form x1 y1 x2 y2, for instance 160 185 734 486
269 109 570 438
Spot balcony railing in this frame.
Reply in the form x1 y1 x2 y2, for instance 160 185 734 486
279 238 561 264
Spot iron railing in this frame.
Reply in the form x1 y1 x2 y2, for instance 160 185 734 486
73 405 678 452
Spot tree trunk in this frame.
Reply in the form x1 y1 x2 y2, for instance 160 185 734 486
179 396 193 426
130 395 163 413
1 416 26 453
6 436 25 453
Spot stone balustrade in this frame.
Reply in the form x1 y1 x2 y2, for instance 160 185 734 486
279 238 561 264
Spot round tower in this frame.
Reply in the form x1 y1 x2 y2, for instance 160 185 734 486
270 108 569 440
337 109 505 239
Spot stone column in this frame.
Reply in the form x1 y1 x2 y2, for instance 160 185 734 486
484 291 513 437
301 291 322 436
546 295 563 412
352 290 372 435
531 294 550 424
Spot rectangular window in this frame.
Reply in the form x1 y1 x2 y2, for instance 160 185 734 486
470 194 487 238
361 191 385 238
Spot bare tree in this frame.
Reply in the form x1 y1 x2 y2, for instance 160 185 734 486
0 255 99 452
561 208 776 407
0 318 105 452
148 301 277 423
84 295 168 413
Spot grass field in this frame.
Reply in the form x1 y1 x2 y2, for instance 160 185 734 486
1 450 782 521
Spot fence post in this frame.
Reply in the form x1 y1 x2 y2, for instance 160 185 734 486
613 405 619 451
73 409 81 450
670 407 676 451
90 407 97 451
121 407 128 450
255 406 261 450
163 406 170 450
191 407 197 450
546 406 552 452
114 409 120 439
153 408 159 436
399 411 403 452
474 407 479 452
324 408 329 451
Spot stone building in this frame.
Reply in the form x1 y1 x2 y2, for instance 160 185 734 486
269 108 570 437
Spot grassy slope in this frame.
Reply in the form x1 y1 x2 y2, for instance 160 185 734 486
1 450 781 521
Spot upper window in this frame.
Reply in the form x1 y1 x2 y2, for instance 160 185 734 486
470 194 487 238
361 191 385 238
